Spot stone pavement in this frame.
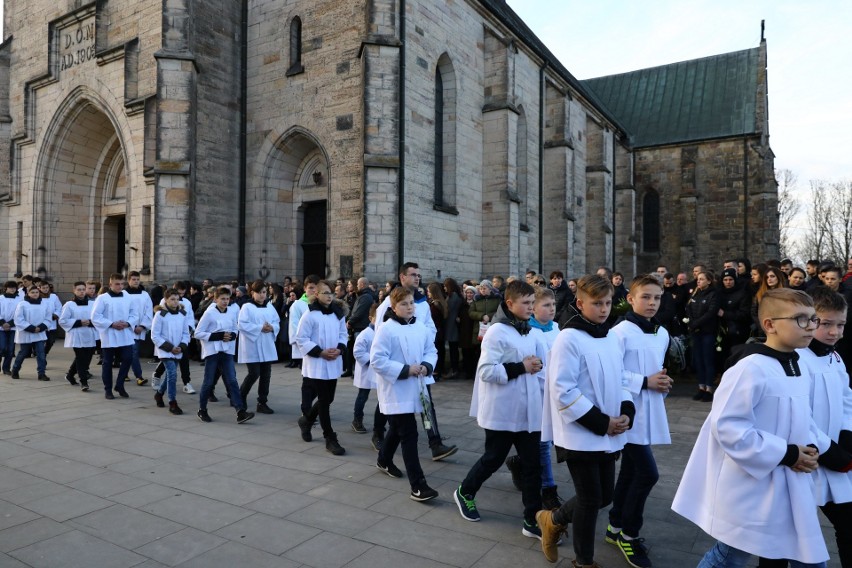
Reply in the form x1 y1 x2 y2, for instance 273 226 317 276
0 350 840 568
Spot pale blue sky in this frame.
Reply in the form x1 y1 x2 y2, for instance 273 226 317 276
507 0 852 200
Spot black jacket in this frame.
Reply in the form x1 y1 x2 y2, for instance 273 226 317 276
686 286 720 335
718 285 751 338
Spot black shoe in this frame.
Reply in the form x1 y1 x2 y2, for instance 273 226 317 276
10 370 19 380
298 415 313 442
37 374 51 382
605 524 621 545
105 392 115 400
351 418 367 434
692 390 705 401
341 370 353 378
615 534 652 568
169 401 183 415
208 392 218 403
154 392 165 408
80 379 89 392
256 403 274 414
115 389 129 398
505 454 522 491
325 435 345 456
376 460 403 478
410 481 439 502
522 519 542 541
702 391 714 402
371 434 383 452
197 409 212 423
541 485 563 510
431 443 458 461
237 409 255 424
1 370 10 376
65 373 78 385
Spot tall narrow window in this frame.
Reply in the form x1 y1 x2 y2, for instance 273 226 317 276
287 16 303 76
643 190 660 252
434 53 457 212
141 206 152 274
517 106 529 229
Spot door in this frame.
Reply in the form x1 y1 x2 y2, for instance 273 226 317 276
301 201 327 278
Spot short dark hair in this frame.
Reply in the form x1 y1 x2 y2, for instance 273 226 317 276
390 286 413 306
811 286 847 314
216 286 232 297
109 273 124 282
304 274 321 286
504 280 535 301
629 275 663 294
780 258 793 266
549 271 564 279
128 271 141 278
577 274 614 300
398 262 419 277
249 279 267 293
807 259 820 267
3 280 17 289
73 280 86 288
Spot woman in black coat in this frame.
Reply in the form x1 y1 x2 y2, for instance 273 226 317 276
686 271 720 402
717 268 751 365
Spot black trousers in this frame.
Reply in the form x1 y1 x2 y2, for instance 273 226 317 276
304 378 338 437
240 362 271 405
69 347 95 379
553 452 617 565
380 413 424 487
461 429 542 522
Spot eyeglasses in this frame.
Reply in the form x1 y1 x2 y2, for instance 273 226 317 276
534 281 546 285
770 315 821 329
319 291 334 296
407 273 422 279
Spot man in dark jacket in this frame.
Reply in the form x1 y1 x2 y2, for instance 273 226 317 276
344 277 375 377
548 271 573 322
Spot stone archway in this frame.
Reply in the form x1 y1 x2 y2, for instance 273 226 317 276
34 97 129 291
249 128 330 281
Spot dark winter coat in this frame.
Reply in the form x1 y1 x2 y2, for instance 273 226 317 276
686 286 720 336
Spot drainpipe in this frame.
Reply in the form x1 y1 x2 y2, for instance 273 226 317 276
538 62 545 272
742 136 748 258
238 0 248 282
396 0 406 265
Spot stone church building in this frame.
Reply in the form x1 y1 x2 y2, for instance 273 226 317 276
0 0 777 292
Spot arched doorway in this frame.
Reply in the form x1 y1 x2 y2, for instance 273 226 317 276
251 128 329 280
35 97 130 290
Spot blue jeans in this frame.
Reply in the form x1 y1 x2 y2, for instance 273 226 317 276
692 332 716 388
698 541 825 568
540 440 556 488
130 339 144 379
0 330 15 372
200 352 243 411
12 341 46 375
158 359 178 402
101 345 133 393
609 443 659 537
354 387 370 419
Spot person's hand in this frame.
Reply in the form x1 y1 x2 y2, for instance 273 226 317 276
1 323 9 330
647 369 673 393
261 322 273 333
321 348 340 361
222 332 233 342
523 355 543 374
134 326 144 334
717 309 724 317
111 321 129 330
171 346 182 355
81 319 90 327
791 445 819 473
409 364 425 377
607 415 630 436
482 315 490 323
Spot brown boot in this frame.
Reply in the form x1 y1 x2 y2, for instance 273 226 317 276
536 509 566 563
168 400 183 415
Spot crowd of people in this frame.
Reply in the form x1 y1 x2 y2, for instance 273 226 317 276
0 255 850 568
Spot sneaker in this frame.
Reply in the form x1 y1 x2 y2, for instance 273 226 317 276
692 390 705 401
325 435 345 456
182 383 196 394
65 373 78 385
536 509 567 563
605 524 621 545
410 482 439 502
37 374 51 382
522 519 542 540
371 434 383 452
80 379 89 392
154 392 165 408
298 415 313 441
431 443 458 461
208 392 218 403
10 369 19 380
505 454 522 491
136 377 148 386
453 485 481 521
615 534 652 568
376 460 403 478
237 409 255 424
197 409 212 423
256 403 274 414
169 401 183 415
351 418 367 434
542 486 564 510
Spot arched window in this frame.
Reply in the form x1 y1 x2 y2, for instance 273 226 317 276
643 190 660 252
434 54 456 212
517 105 529 229
287 16 303 76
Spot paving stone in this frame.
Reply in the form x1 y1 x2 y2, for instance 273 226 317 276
287 499 386 537
0 518 72 553
284 531 374 568
67 471 149 497
213 512 320 555
132 526 226 566
139 493 253 532
244 488 318 518
71 504 185 549
176 541 299 568
10 529 146 568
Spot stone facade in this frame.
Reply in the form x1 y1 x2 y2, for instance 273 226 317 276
0 0 773 294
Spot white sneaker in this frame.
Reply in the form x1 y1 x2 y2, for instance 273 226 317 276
183 383 196 394
151 373 161 390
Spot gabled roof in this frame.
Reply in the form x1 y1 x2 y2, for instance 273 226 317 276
582 47 761 148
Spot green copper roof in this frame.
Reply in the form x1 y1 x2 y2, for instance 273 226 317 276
582 47 760 148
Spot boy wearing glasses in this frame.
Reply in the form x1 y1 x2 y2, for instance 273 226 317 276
672 288 829 568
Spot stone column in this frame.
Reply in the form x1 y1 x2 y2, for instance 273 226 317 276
584 117 613 270
542 81 573 274
614 140 636 275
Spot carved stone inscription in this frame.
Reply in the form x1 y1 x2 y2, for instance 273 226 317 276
59 19 96 72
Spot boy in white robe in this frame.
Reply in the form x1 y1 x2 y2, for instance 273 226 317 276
454 280 547 539
536 274 636 566
672 288 830 568
59 281 98 391
352 304 388 451
91 273 139 399
795 287 852 567
151 289 192 415
606 275 672 568
370 286 439 502
0 280 22 375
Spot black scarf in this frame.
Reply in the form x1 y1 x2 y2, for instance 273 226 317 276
491 302 531 336
563 312 609 339
625 311 660 334
309 299 345 320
